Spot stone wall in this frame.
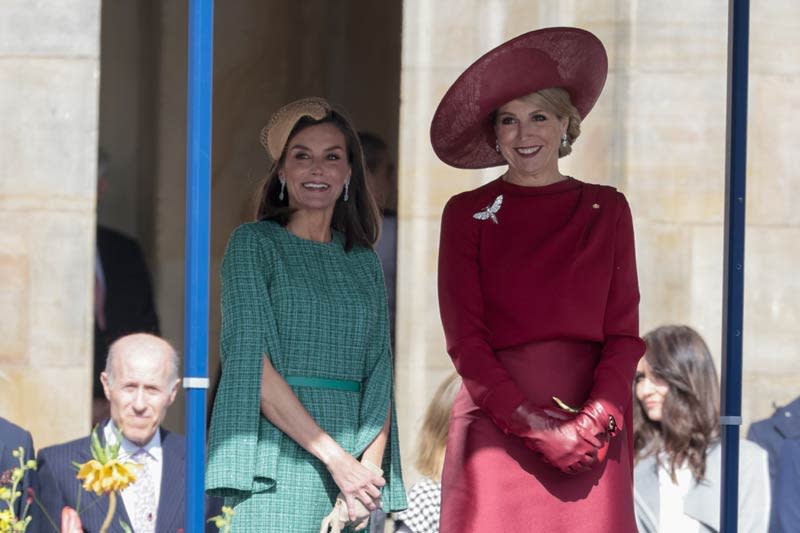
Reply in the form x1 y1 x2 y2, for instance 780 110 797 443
396 0 800 482
0 1 100 447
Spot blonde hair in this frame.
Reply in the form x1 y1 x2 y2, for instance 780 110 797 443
414 372 462 481
519 88 582 157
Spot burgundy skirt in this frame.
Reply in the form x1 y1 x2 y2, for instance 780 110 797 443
439 340 636 533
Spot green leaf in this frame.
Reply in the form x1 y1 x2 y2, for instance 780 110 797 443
90 429 105 463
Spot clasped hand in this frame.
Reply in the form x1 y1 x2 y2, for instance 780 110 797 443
510 400 610 474
322 455 385 532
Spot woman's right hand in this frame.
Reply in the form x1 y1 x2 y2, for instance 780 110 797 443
510 401 605 474
325 451 385 521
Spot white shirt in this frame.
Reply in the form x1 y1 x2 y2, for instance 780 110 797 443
657 460 701 533
103 422 163 514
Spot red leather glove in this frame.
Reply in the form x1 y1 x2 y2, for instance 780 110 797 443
509 398 616 474
577 398 618 464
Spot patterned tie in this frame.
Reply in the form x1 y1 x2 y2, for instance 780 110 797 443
131 448 157 533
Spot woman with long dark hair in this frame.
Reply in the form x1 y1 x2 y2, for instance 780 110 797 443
205 97 405 531
633 324 769 533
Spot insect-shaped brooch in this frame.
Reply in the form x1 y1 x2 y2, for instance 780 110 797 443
472 194 504 224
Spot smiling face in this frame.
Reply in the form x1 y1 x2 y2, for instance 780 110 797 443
280 122 351 215
101 335 179 446
494 93 568 185
635 357 670 423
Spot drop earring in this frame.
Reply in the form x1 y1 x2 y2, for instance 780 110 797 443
343 180 350 202
561 133 569 148
495 139 501 153
278 178 286 201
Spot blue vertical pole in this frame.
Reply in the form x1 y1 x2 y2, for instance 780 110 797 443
721 0 749 531
184 0 214 531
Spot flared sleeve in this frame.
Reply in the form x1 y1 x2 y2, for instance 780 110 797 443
437 195 527 433
206 224 283 497
353 252 407 511
589 193 646 430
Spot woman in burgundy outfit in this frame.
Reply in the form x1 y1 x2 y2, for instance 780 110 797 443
432 27 645 532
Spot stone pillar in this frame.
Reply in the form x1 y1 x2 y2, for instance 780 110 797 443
396 0 800 482
0 1 100 447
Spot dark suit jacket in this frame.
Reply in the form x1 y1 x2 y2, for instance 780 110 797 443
31 428 184 533
774 438 800 533
0 417 35 518
747 395 800 533
94 226 160 397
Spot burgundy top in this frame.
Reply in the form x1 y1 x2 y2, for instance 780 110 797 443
437 176 645 431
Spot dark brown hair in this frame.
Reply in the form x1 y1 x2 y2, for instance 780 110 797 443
633 324 720 482
255 109 380 251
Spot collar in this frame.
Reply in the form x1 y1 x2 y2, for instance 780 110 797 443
103 421 162 463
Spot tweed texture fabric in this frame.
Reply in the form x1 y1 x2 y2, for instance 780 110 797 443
206 221 405 532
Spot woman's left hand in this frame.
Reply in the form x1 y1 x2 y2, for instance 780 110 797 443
325 451 385 521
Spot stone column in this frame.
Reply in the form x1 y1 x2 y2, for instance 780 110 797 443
0 1 100 447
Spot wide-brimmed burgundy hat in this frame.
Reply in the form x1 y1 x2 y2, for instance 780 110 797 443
430 27 608 169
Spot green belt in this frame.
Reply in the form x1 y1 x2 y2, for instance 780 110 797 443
285 375 361 392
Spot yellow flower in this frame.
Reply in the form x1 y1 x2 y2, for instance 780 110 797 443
0 508 14 533
76 459 140 496
207 505 234 533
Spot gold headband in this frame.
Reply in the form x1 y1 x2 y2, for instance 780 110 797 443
260 97 331 161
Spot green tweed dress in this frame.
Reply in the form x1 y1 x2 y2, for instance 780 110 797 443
206 220 406 532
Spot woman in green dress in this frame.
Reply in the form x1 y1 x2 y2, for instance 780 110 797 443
206 97 406 532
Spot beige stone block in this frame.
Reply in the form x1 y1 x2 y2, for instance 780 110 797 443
636 221 693 333
0 0 100 56
689 225 724 361
625 73 726 223
21 212 94 368
746 75 800 226
395 213 450 480
402 0 485 70
395 218 444 360
0 210 94 369
631 2 727 73
0 366 91 449
750 1 800 76
0 58 100 199
0 232 28 363
742 226 800 371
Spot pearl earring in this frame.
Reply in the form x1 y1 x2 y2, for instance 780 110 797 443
278 178 286 201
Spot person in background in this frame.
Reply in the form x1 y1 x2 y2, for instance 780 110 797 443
33 334 186 533
434 27 644 532
394 372 461 533
773 437 800 533
358 131 398 348
633 324 769 533
93 149 160 425
205 97 405 531
0 416 35 518
747 394 800 532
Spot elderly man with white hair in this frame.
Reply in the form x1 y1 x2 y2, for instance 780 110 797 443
32 333 188 533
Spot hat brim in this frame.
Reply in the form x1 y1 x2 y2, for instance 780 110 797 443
430 27 608 169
